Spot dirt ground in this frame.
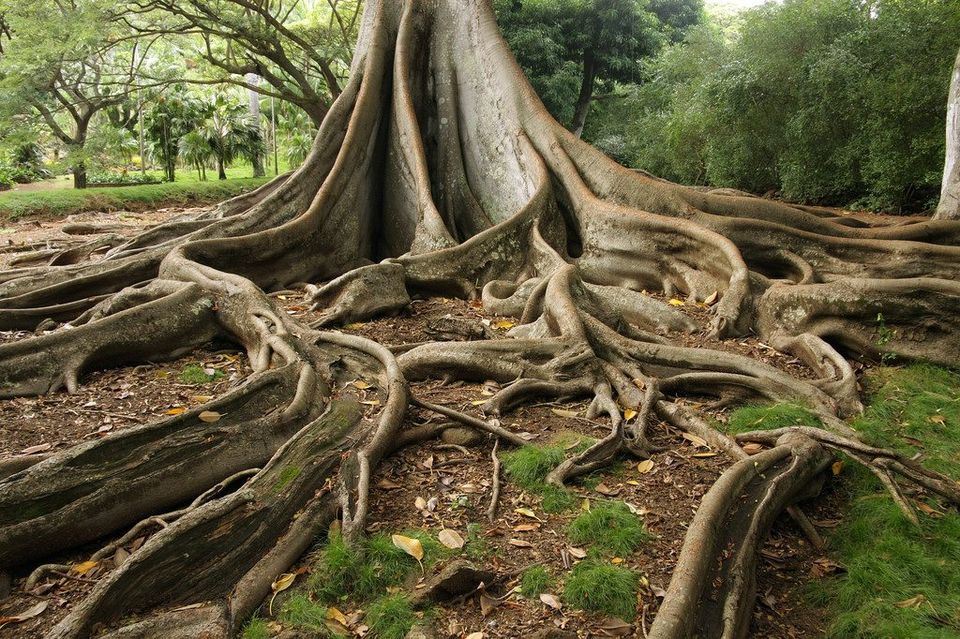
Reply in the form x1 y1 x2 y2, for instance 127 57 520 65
0 209 860 638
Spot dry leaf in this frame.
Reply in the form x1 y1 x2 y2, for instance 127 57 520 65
377 478 402 490
916 501 944 518
741 443 763 455
0 601 49 627
704 291 719 306
20 442 52 455
682 432 708 447
198 411 221 423
465 633 485 639
508 539 534 548
165 406 187 416
72 560 98 575
326 606 349 626
479 592 499 617
514 507 539 519
190 395 213 403
595 483 621 496
610 557 624 565
598 617 633 636
271 573 296 593
637 460 655 474
415 496 427 510
551 408 580 418
360 399 381 406
513 523 540 532
831 460 844 476
623 409 638 421
568 546 587 559
539 593 562 610
668 298 685 306
351 380 372 390
928 414 946 426
392 534 425 561
894 594 927 609
493 320 515 329
438 529 465 549
344 322 365 329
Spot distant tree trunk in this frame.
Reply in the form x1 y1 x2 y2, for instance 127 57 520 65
570 51 597 138
935 49 960 220
217 155 227 180
247 73 266 178
72 163 87 189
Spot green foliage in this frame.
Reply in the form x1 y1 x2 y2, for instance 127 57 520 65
807 365 960 638
240 616 271 639
279 594 329 633
366 595 417 639
0 177 270 222
725 402 821 435
178 364 224 385
567 501 651 556
501 445 576 512
309 531 446 604
586 0 960 212
464 522 491 561
519 565 554 598
563 560 639 619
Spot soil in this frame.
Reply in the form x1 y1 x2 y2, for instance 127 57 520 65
0 212 856 638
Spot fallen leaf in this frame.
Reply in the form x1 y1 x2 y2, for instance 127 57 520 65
438 529 465 549
360 399 381 406
344 322 365 329
479 592 499 616
0 601 49 627
377 478 402 490
623 408 638 421
831 460 844 476
165 406 187 416
551 408 580 418
20 442 52 455
493 320 515 329
465 633 485 639
271 573 296 593
508 538 534 548
539 593 562 610
610 557 624 565
894 594 927 609
916 501 944 518
72 560 98 575
703 291 719 306
682 432 708 447
691 451 718 458
415 496 427 510
198 411 221 423
190 395 214 403
514 507 539 519
928 414 946 426
741 443 763 455
513 523 540 532
637 460 655 474
568 546 587 559
351 380 372 390
392 534 425 561
595 483 621 496
326 606 349 626
598 617 633 636
668 298 685 306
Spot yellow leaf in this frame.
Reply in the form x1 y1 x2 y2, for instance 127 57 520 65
360 399 381 406
438 528 465 549
198 411 221 423
493 320 515 329
637 460 655 474
692 451 718 458
581 498 591 511
325 606 348 626
165 406 187 416
351 380 372 390
271 573 296 593
392 534 424 561
626 480 640 486
682 432 708 448
668 298 685 306
928 414 946 426
894 594 927 609
344 322 365 330
831 460 844 476
610 557 624 564
623 409 638 421
471 399 488 406
72 560 98 575
190 395 213 403
514 507 539 519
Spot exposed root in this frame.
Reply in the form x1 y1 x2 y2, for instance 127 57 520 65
487 438 502 523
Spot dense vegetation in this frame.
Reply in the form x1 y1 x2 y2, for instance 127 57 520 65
578 0 960 212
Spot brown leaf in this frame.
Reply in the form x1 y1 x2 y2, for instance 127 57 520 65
539 593 562 610
508 539 534 548
513 523 540 532
595 483 621 496
691 451 718 458
598 617 633 636
392 534 425 560
20 442 52 455
550 408 580 418
831 460 844 476
438 529 465 549
198 411 222 423
0 601 49 626
741 443 764 455
915 501 944 518
479 592 499 617
682 433 708 448
377 478 402 490
636 460 655 474
567 546 587 559
703 291 719 306
894 594 927 609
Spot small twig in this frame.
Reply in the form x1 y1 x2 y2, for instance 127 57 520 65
487 438 501 523
435 443 471 456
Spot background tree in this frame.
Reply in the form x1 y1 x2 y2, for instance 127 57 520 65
144 84 211 182
201 93 265 180
937 48 960 220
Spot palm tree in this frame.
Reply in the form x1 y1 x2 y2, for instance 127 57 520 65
201 94 265 180
178 131 212 181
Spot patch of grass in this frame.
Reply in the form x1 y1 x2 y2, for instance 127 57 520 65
366 595 417 639
567 501 651 556
725 402 821 434
502 444 576 513
273 465 302 493
519 565 554 598
309 531 447 604
240 617 271 639
0 177 270 222
279 594 328 633
563 561 638 619
464 523 491 561
178 364 225 384
807 364 960 638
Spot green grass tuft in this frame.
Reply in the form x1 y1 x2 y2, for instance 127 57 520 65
807 364 960 638
567 501 651 556
519 565 554 598
502 444 575 513
563 561 639 619
725 402 821 434
366 595 416 639
279 594 328 632
240 617 271 639
178 364 224 385
464 523 491 561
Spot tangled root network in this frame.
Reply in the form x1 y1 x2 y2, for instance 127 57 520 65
1 1 958 637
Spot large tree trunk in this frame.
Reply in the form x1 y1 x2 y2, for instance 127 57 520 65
935 48 960 220
246 73 267 178
0 1 958 638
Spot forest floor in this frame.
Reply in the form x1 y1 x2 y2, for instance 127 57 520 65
0 208 958 639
